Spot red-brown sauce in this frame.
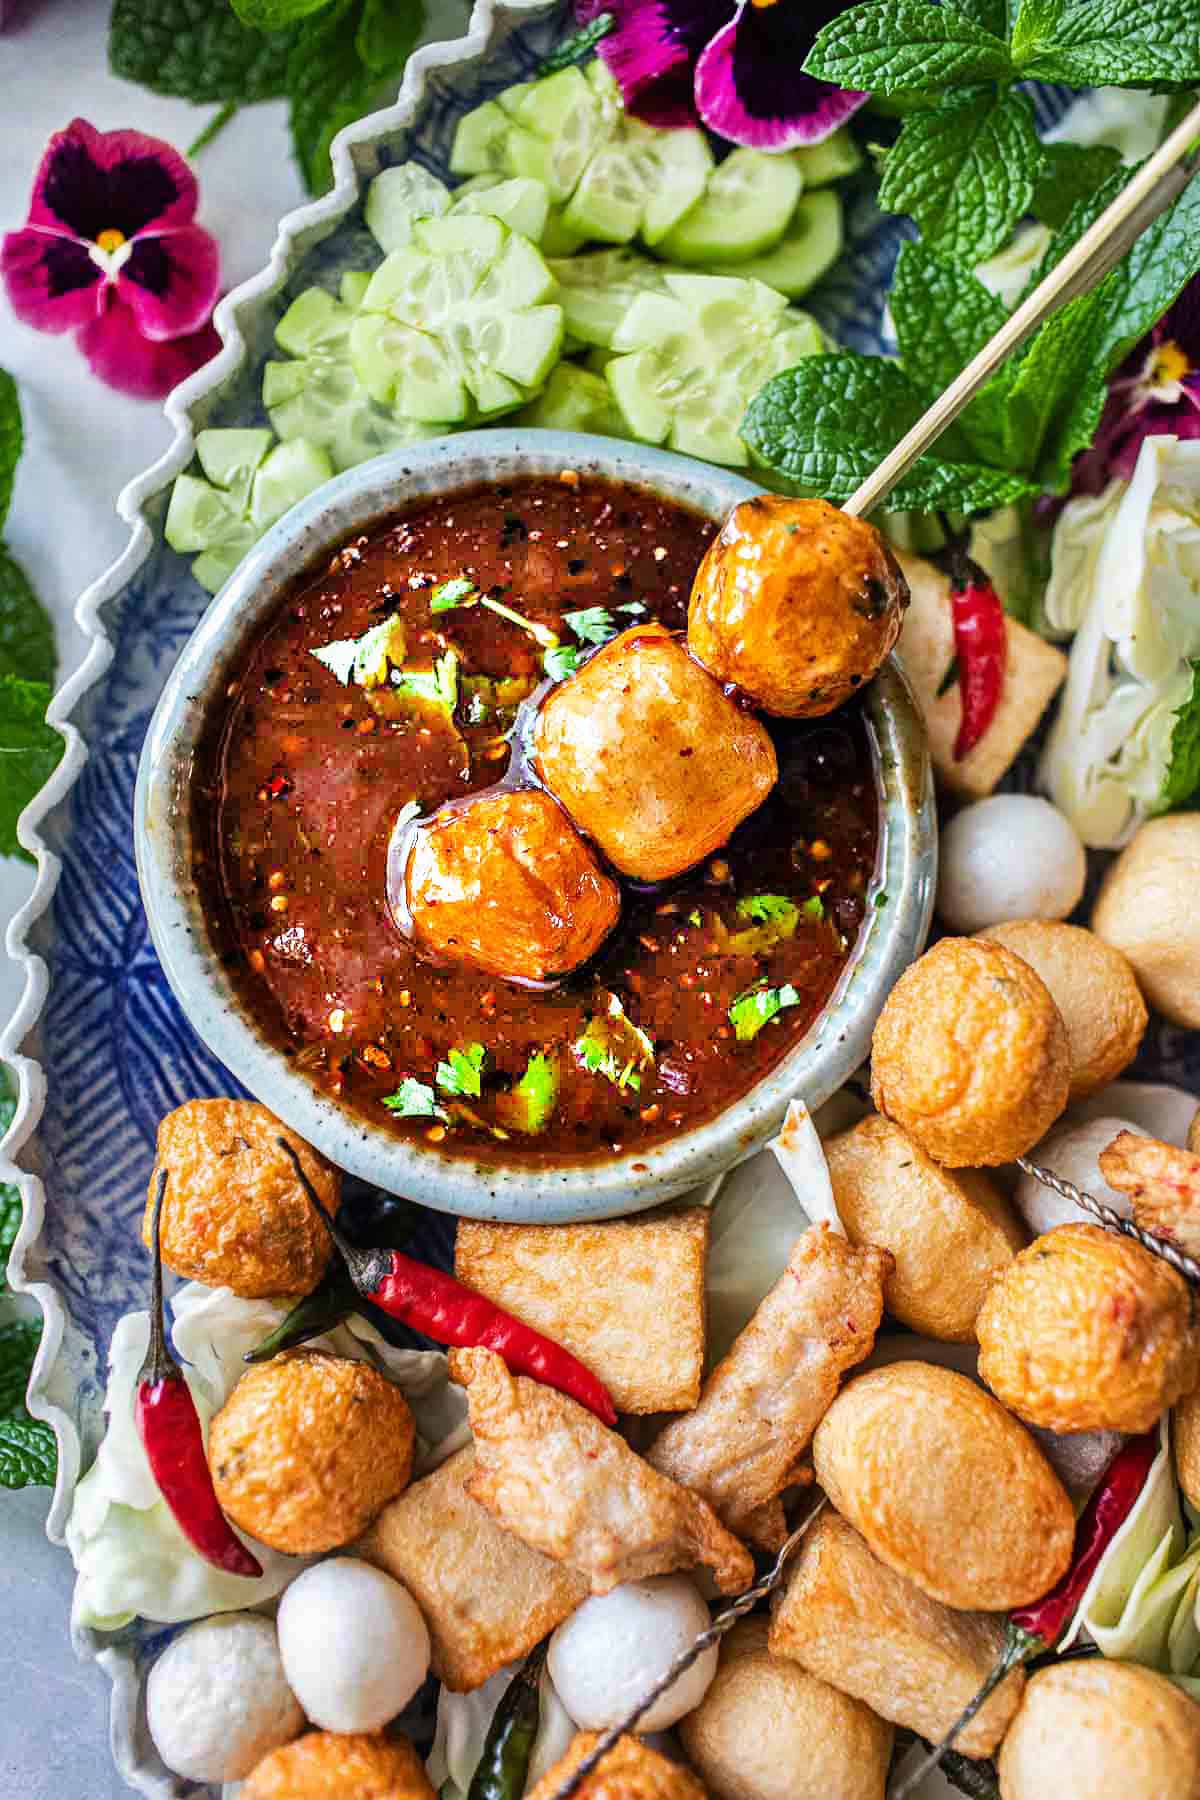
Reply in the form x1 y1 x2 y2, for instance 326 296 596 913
192 475 879 1163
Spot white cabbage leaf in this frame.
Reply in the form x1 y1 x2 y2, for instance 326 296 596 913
427 1662 575 1800
1044 86 1170 164
975 221 1053 309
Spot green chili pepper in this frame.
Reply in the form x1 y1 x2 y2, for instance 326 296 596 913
467 1644 546 1800
244 1260 359 1363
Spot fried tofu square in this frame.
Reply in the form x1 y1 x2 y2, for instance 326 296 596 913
355 1445 586 1691
1100 1129 1200 1257
527 1733 707 1800
453 1345 754 1596
455 1209 709 1414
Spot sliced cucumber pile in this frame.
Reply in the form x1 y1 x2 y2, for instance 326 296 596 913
725 190 844 298
164 428 333 592
657 147 803 265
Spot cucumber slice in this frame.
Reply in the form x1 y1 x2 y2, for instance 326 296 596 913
194 428 271 491
164 473 240 555
166 432 331 592
452 175 550 243
450 100 514 176
792 127 862 187
365 163 451 252
561 118 712 247
541 208 586 257
516 362 626 435
270 286 429 469
339 270 372 310
656 148 803 264
548 249 666 348
725 190 843 297
249 440 333 532
350 314 470 421
505 67 614 202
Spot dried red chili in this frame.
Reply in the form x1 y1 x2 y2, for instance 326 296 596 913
135 1171 264 1578
891 1428 1159 1798
937 541 1007 761
279 1140 617 1425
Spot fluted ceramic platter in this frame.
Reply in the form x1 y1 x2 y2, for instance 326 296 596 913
0 8 1168 1791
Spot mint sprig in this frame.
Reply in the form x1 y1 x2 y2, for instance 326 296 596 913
877 87 1042 265
1162 661 1200 813
804 2 1014 95
1031 142 1122 230
0 1320 56 1490
1010 0 1199 86
109 0 297 103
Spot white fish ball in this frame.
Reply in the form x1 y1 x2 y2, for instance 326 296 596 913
937 795 1086 933
276 1557 430 1733
146 1612 302 1783
548 1576 717 1732
1015 1116 1139 1237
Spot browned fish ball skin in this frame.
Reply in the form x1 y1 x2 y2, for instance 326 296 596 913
976 920 1147 1101
241 1730 435 1799
686 496 908 718
527 1733 707 1800
870 936 1070 1166
402 788 620 983
1176 1389 1200 1511
812 1361 1075 1611
998 1661 1200 1800
976 1223 1199 1435
531 622 778 882
209 1352 415 1554
678 1617 894 1800
144 1100 337 1298
1091 814 1200 1029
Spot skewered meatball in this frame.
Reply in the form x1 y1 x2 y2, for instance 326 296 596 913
998 1661 1200 1800
976 1222 1199 1434
531 622 777 882
1176 1387 1200 1510
687 495 907 717
242 1730 435 1799
144 1100 338 1298
209 1352 414 1553
870 936 1070 1165
396 788 620 983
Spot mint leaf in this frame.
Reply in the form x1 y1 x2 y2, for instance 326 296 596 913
287 0 380 195
1162 661 1200 812
436 1042 486 1099
0 1319 40 1417
0 1416 56 1489
357 0 424 74
804 2 1013 96
1011 0 1200 85
109 0 296 103
953 0 1009 27
381 1077 447 1120
729 983 802 1042
0 550 54 686
743 356 1036 513
1031 142 1122 230
0 370 21 534
0 677 62 861
889 242 1009 398
878 87 1042 264
231 0 328 24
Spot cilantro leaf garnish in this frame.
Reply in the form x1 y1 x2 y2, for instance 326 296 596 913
311 613 405 687
578 1036 641 1091
431 576 478 612
1161 660 1200 813
381 1078 448 1121
392 650 459 712
729 983 802 1042
544 644 580 682
802 894 826 920
563 607 619 646
737 894 797 924
432 577 558 649
436 1041 487 1099
498 1051 559 1134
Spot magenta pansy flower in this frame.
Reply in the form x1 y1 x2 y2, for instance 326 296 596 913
577 0 867 149
2 117 220 397
1072 277 1200 493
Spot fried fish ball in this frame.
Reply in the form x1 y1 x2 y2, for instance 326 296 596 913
209 1352 414 1554
824 1114 1025 1341
527 1734 705 1800
1190 1107 1200 1155
976 1222 1199 1434
997 1661 1200 1800
687 495 908 717
1092 814 1200 1028
812 1361 1074 1610
679 1617 894 1800
531 622 777 882
1176 1388 1200 1511
1099 1128 1200 1258
870 936 1070 1165
144 1100 337 1298
977 921 1147 1100
399 788 619 983
242 1730 435 1799
769 1511 1024 1759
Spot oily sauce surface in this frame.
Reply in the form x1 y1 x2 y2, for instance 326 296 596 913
192 475 879 1163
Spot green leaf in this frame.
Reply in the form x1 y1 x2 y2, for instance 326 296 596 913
287 0 380 195
381 1077 447 1120
0 1416 56 1489
231 0 328 23
729 983 802 1042
878 87 1043 264
394 650 459 712
804 2 1014 95
952 0 1010 29
1011 0 1200 85
742 356 1036 513
0 677 62 862
500 1052 558 1134
737 894 798 924
1161 661 1200 812
538 12 616 75
0 1068 17 1295
109 0 297 103
357 0 424 74
889 242 1009 399
0 370 21 535
544 644 580 681
436 1042 486 1099
0 549 55 686
802 894 826 919
1031 141 1122 230
431 576 478 612
0 1319 40 1417
563 607 618 646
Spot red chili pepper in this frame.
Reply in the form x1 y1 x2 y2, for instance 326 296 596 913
278 1141 618 1426
135 1171 264 1579
941 545 1007 761
890 1429 1158 1799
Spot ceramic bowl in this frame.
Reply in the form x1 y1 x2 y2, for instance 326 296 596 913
135 428 935 1221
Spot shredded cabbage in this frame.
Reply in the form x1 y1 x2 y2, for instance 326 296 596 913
427 1662 576 1799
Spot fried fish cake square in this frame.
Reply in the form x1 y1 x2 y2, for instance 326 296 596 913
455 1210 709 1414
355 1446 586 1691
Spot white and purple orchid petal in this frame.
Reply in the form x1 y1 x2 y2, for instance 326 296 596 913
114 225 221 341
579 0 732 126
694 5 867 150
1 223 105 332
27 117 199 239
77 295 221 400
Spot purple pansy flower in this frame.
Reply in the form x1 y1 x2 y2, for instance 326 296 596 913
577 0 867 149
1072 277 1200 493
2 118 220 397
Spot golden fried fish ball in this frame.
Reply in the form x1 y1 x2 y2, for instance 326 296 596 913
811 1361 1074 1611
976 1223 1198 1434
526 1732 706 1800
1092 814 1200 1028
1190 1108 1200 1155
241 1730 434 1799
977 920 1147 1101
998 1661 1200 1800
824 1113 1025 1341
531 622 777 882
687 495 908 717
144 1100 338 1298
209 1352 414 1554
398 788 619 983
1175 1387 1200 1511
679 1618 893 1800
870 936 1070 1165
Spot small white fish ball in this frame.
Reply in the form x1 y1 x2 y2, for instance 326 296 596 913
146 1612 302 1783
1015 1116 1138 1237
937 795 1086 933
548 1575 717 1732
276 1557 430 1733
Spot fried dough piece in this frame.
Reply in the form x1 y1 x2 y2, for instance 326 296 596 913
455 1210 709 1414
769 1511 1025 1758
1099 1129 1200 1259
241 1730 434 1799
453 1346 753 1596
998 1661 1200 1800
526 1733 707 1800
1175 1388 1200 1512
647 1226 889 1540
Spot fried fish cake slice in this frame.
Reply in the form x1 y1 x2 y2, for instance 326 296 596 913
646 1226 890 1540
452 1346 753 1596
526 1733 707 1800
1099 1128 1200 1259
241 1731 434 1799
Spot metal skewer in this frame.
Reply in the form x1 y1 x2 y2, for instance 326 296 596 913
1016 1154 1200 1284
842 96 1200 519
